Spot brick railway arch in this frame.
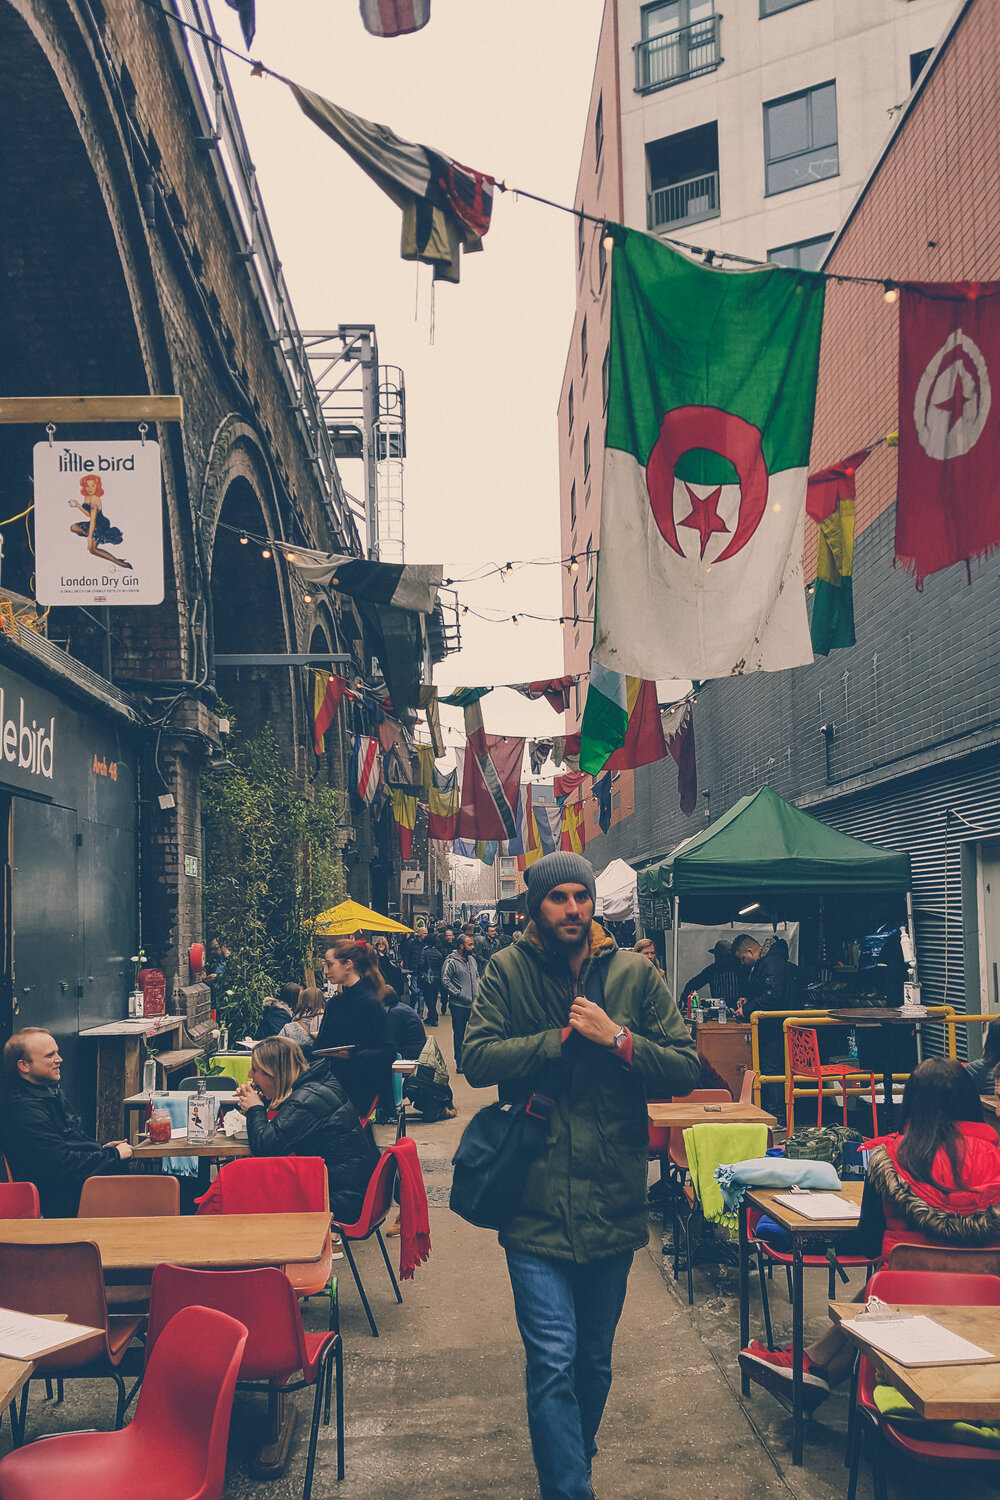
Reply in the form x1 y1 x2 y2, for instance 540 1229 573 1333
0 0 193 681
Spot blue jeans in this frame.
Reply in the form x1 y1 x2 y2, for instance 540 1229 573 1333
505 1248 633 1500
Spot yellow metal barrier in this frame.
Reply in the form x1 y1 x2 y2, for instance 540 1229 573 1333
748 1006 958 1114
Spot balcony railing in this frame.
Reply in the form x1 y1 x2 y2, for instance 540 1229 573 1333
635 15 722 94
648 171 720 232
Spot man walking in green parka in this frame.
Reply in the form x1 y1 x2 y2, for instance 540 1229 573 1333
462 851 699 1500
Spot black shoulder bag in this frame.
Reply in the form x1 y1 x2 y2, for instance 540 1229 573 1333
449 958 607 1231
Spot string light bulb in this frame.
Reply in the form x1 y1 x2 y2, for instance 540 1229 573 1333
569 556 579 574
602 233 615 253
303 592 314 604
261 546 272 559
239 532 249 546
286 551 299 563
511 615 519 625
883 283 899 305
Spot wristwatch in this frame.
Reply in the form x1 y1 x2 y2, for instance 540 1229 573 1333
610 1026 628 1050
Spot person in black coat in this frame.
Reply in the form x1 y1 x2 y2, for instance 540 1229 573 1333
0 1028 131 1217
383 986 426 1061
317 939 396 1116
372 937 406 1002
417 934 444 1026
235 1039 377 1223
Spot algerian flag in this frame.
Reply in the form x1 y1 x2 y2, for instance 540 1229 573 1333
593 230 825 680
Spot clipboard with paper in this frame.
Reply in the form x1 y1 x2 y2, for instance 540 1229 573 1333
842 1313 999 1368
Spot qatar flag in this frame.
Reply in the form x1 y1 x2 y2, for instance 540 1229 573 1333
896 282 1000 585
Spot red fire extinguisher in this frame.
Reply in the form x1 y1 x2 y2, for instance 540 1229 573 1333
189 942 205 977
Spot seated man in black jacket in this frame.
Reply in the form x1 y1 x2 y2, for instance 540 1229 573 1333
0 1028 131 1217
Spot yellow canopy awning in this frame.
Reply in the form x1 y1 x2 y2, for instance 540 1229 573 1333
309 899 413 937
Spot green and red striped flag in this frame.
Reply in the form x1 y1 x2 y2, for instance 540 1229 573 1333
594 230 825 681
580 660 665 776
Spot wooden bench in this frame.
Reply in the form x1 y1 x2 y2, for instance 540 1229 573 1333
154 1046 203 1085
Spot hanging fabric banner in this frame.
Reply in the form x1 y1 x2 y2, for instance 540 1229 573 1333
580 664 666 776
554 770 587 802
288 85 494 285
508 677 580 713
592 771 612 835
663 700 697 817
312 671 349 754
456 703 524 842
895 281 1000 585
560 801 586 854
427 769 460 843
388 784 419 860
353 734 382 805
593 228 824 680
359 0 431 38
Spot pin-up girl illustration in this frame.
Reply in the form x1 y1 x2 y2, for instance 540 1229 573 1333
69 475 132 570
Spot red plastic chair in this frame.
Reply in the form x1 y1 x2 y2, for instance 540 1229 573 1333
0 1306 247 1500
146 1263 343 1495
786 1024 879 1137
0 1181 40 1218
848 1268 1000 1500
332 1148 403 1337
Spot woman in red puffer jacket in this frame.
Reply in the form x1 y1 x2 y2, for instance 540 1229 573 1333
742 1057 1000 1396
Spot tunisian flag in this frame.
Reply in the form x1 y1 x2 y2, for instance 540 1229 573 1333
896 282 1000 585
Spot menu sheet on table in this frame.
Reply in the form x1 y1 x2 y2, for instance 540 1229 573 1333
841 1314 998 1368
771 1192 861 1220
0 1309 98 1361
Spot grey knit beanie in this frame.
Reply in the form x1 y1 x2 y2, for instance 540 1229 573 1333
525 851 597 922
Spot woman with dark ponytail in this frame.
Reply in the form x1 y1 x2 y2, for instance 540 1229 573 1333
315 938 395 1117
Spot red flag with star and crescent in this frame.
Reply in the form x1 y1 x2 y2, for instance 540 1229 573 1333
896 282 1000 585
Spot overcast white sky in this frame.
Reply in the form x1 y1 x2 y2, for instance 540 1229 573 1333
218 0 606 762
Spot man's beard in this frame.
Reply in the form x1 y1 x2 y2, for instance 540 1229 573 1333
536 908 592 953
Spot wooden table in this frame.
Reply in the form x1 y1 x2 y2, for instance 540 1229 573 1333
0 1213 329 1271
830 1302 1000 1420
739 1181 865 1465
79 1016 186 1140
131 1131 251 1191
647 1101 777 1128
0 1314 82 1449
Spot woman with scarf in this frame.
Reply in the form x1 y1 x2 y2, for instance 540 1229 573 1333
743 1057 1000 1395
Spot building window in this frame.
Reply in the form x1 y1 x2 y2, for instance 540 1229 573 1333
583 426 591 479
567 383 574 434
910 49 933 87
764 82 838 196
570 481 577 527
612 790 621 810
574 682 582 719
577 210 586 265
768 234 833 271
594 94 604 164
586 536 594 589
647 122 719 232
572 578 580 621
500 856 516 877
636 1 721 94
602 348 611 412
580 317 588 373
500 879 515 900
598 234 608 288
760 0 813 14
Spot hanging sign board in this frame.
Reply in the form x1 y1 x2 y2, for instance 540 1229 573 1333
400 868 425 895
33 440 165 606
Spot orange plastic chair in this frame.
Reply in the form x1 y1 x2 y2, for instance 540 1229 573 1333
78 1174 180 1216
785 1024 878 1137
0 1306 247 1500
0 1240 144 1439
332 1148 403 1337
146 1263 343 1495
849 1268 1000 1500
663 1089 732 1305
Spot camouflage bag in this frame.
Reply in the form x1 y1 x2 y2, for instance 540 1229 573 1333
783 1123 862 1175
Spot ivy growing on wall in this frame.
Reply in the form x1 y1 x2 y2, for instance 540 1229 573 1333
201 722 345 1039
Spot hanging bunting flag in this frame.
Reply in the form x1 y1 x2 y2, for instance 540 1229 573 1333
593 771 613 835
663 700 697 817
353 735 382 804
419 684 445 757
560 800 586 855
359 0 430 38
288 86 494 285
427 769 460 843
551 734 581 771
314 671 349 754
895 282 1000 585
554 770 587 802
808 450 872 655
224 0 255 47
508 677 579 714
529 738 553 775
476 840 498 866
580 662 666 776
439 686 492 708
388 784 419 859
525 797 561 867
379 719 402 753
457 704 525 842
593 228 824 680
414 742 436 796
289 550 442 613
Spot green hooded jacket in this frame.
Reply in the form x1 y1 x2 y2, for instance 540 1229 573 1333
461 921 700 1262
